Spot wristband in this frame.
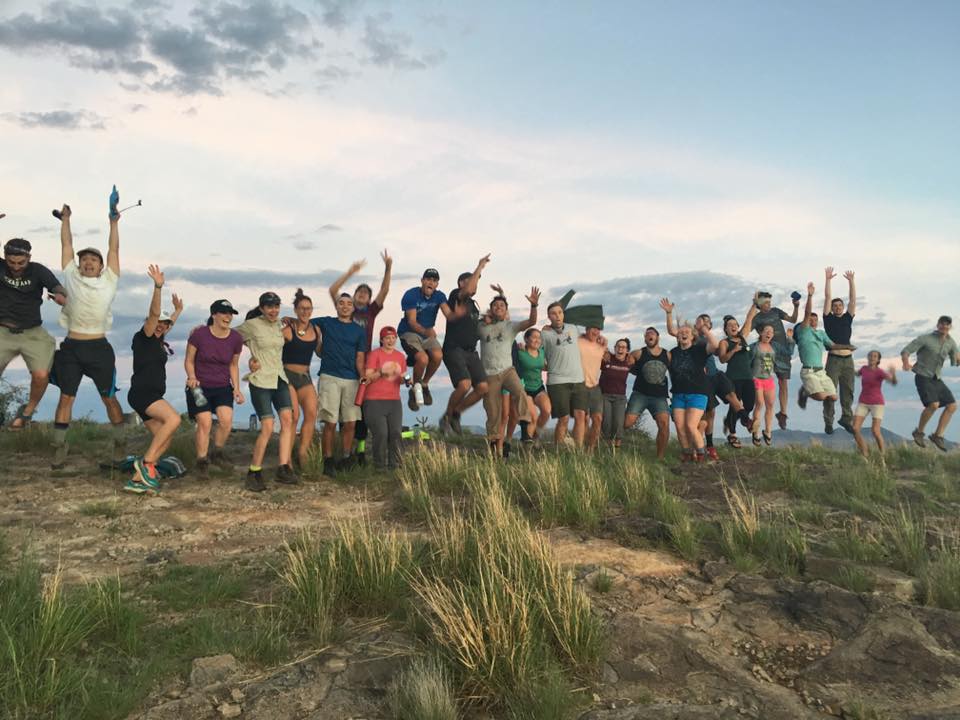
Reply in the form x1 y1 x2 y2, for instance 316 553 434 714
154 284 162 289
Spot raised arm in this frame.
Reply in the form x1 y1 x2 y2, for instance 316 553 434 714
701 328 720 354
844 270 856 317
373 250 392 307
823 267 835 317
330 260 365 306
786 294 800 323
107 214 120 276
143 264 164 336
59 204 73 270
659 298 677 337
462 253 491 297
170 293 184 326
741 298 759 338
802 282 815 327
514 286 540 333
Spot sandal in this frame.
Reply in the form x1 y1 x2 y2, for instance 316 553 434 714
8 404 32 430
752 433 761 447
763 432 773 446
727 434 741 449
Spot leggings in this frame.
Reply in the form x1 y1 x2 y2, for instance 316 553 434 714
601 394 627 440
362 399 402 468
726 378 756 431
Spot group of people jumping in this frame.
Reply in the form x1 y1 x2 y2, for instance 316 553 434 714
1 192 958 495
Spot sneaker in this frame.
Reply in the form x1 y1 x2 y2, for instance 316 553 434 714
797 387 808 410
776 412 788 430
929 434 948 452
438 414 454 434
133 457 158 484
838 418 854 435
196 456 210 477
503 442 511 459
912 428 926 448
127 470 159 495
323 457 337 478
408 387 420 412
51 442 70 470
123 478 149 495
705 446 720 462
245 469 266 492
275 464 300 484
421 385 433 406
449 412 463 435
824 423 834 435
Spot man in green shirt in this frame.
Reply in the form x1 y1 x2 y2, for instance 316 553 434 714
794 282 838 409
901 316 959 451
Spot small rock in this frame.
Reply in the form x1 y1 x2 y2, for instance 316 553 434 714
190 654 239 689
217 702 242 718
322 657 347 673
230 688 244 702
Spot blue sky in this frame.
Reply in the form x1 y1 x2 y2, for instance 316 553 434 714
1 0 957 439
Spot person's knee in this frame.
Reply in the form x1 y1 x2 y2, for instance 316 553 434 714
168 413 182 430
475 382 488 396
945 402 958 413
926 402 940 411
196 414 212 430
30 369 49 381
429 349 442 363
260 418 275 434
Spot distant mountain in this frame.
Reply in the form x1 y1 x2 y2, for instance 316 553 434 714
769 427 957 451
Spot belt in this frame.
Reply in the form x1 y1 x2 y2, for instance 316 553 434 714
0 325 25 335
802 366 823 371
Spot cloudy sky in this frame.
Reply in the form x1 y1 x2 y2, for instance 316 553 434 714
1 0 958 439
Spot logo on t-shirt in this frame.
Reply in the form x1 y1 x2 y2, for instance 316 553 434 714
642 360 668 385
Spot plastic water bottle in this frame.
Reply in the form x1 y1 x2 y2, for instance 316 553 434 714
189 385 208 408
414 382 424 406
249 414 258 431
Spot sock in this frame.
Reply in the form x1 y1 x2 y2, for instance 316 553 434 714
249 465 262 473
696 447 706 457
53 423 69 445
705 433 714 448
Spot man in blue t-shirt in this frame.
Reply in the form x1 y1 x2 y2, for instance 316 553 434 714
312 293 365 475
398 268 448 410
795 282 838 412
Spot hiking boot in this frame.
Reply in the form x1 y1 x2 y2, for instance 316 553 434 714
51 442 70 470
323 457 337 478
449 412 463 435
245 469 266 492
275 464 300 484
912 428 926 448
438 414 454 435
797 387 808 410
421 385 433 405
408 387 420 412
503 442 511 459
776 412 788 430
195 456 210 477
929 434 948 452
824 422 834 435
838 418 854 435
705 446 720 462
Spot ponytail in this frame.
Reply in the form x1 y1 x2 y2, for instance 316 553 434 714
206 316 214 326
245 307 263 320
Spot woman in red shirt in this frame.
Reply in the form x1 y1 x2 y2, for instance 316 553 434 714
362 326 408 469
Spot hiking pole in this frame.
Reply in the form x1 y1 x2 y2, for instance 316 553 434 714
52 199 142 220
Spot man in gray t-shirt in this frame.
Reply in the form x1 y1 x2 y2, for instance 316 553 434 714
478 287 538 452
541 301 587 446
752 290 800 429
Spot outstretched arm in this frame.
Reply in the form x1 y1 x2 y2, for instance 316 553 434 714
373 250 392 307
143 264 164 336
741 297 759 337
514 286 540 333
844 270 856 317
462 253 491 297
786 295 800 323
802 282 814 326
702 329 719 354
107 215 120 276
330 259 365 306
823 267 835 317
59 204 73 270
170 293 184 326
659 298 677 337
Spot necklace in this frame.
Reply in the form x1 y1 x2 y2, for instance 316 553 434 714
296 322 309 337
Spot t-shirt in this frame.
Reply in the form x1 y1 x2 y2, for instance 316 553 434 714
599 356 631 396
397 287 447 337
723 335 752 381
753 308 790 347
0 261 61 329
858 366 889 405
669 343 710 395
578 336 607 389
353 301 382 352
794 325 833 368
541 324 584 385
312 316 365 380
630 347 670 398
516 346 545 391
695 336 719 377
443 288 481 351
130 328 168 395
823 312 853 346
365 347 407 401
188 326 244 388
479 319 526 375
59 263 118 334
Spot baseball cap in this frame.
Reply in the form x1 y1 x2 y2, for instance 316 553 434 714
77 247 104 263
380 325 397 339
422 268 440 280
4 238 31 256
158 310 173 323
259 291 281 306
210 299 239 315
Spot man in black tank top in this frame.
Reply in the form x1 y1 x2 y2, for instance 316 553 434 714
822 267 856 434
623 327 672 459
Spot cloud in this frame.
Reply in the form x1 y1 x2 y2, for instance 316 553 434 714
361 13 444 70
163 265 346 287
293 240 317 251
283 223 344 239
128 103 148 113
316 0 359 30
3 109 106 131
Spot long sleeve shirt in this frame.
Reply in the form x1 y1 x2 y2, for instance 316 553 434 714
901 332 959 379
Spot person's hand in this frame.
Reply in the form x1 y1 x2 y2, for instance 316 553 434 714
60 204 72 220
807 282 815 296
186 376 199 389
426 328 438 339
49 291 67 306
234 389 245 404
249 357 261 372
280 316 295 328
490 283 505 296
147 264 164 287
902 358 911 372
172 293 184 313
477 253 491 270
843 270 855 282
825 266 836 280
659 298 674 313
349 259 366 275
525 286 540 306
380 249 392 267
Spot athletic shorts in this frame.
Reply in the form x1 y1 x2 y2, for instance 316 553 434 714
626 391 669 418
711 372 735 401
318 374 361 423
442 346 485 387
526 385 546 398
0 325 56 374
400 332 441 355
51 337 116 397
547 382 588 419
285 368 313 391
915 375 956 408
672 393 708 411
754 376 776 393
586 385 604 415
128 388 165 422
855 403 885 420
186 385 234 419
801 368 836 397
249 380 292 419
774 351 792 380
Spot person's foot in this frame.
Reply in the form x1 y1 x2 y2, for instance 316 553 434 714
503 442 511 459
797 387 808 410
912 428 926 448
739 411 753 430
439 414 454 434
51 442 70 470
408 387 420 411
9 404 33 430
245 469 266 492
338 454 357 471
421 385 433 406
275 464 300 484
838 418 854 435
449 412 462 435
824 423 834 435
929 434 948 452
705 446 720 462
195 456 210 477
133 457 158 486
323 457 337 478
776 412 788 430
123 478 150 495
752 433 762 447
763 432 773 446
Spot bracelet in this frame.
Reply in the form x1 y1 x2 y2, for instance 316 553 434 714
154 284 162 289
530 303 538 307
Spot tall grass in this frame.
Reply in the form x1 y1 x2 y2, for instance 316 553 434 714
388 656 459 720
881 504 928 575
921 535 960 611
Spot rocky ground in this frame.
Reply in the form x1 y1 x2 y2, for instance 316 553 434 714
1 426 958 719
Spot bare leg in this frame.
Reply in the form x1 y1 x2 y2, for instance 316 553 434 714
412 351 428 384
934 403 957 438
142 400 181 463
554 414 570 445
213 405 233 450
852 415 869 457
252 416 274 467
672 408 688 450
340 420 356 455
297 384 318 465
22 369 50 417
917 403 939 433
102 396 124 425
655 413 670 459
194 411 213 458
535 393 551 434
422 348 443 386
572 409 586 447
778 377 789 416
870 418 885 454
278 408 294 465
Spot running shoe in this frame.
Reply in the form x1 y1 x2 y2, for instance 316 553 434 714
838 418 854 435
133 457 158 485
275 464 300 484
912 428 926 448
438 414 454 435
196 456 210 477
929 434 947 452
776 412 788 430
824 422 834 435
421 385 433 405
245 469 266 492
705 446 720 462
449 412 463 435
797 387 808 410
408 387 420 411
123 478 149 495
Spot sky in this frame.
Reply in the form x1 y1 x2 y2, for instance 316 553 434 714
1 0 958 439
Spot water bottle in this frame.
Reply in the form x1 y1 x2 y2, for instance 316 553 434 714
354 381 367 407
249 414 258 431
189 385 208 408
414 382 424 406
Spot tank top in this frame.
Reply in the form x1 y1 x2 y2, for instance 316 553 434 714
282 327 318 367
751 344 776 379
516 346 545 391
724 334 752 381
630 347 670 398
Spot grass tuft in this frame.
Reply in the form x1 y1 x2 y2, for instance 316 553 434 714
388 656 459 720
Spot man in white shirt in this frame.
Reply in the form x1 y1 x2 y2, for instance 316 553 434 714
51 200 123 468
